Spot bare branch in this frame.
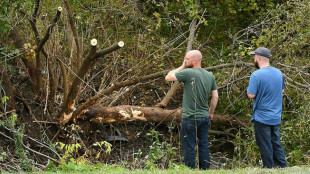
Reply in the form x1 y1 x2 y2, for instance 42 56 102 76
36 7 62 52
63 0 81 71
58 58 68 103
283 74 310 89
94 41 124 58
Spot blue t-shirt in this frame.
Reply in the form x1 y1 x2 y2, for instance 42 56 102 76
247 67 285 125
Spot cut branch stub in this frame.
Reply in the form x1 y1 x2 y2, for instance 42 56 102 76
94 41 124 58
91 39 97 46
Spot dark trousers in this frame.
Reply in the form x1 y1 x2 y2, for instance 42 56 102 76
181 117 210 170
253 121 287 168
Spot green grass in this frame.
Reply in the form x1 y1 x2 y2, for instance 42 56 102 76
7 165 310 174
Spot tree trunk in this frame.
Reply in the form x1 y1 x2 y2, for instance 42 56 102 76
83 105 248 127
0 62 16 112
63 0 81 73
9 28 37 91
34 7 62 93
59 40 124 124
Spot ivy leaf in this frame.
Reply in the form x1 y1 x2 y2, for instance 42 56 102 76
2 96 9 104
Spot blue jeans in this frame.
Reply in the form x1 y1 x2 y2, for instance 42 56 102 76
253 121 287 168
181 117 210 169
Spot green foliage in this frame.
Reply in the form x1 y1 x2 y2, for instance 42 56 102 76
40 164 310 173
0 112 31 171
55 142 82 164
0 0 34 35
14 126 31 171
53 140 113 171
0 152 7 162
1 96 9 105
145 128 177 169
282 111 310 165
9 113 17 128
232 126 260 168
0 0 309 171
93 141 112 158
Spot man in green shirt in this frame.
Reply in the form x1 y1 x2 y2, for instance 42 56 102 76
165 50 218 169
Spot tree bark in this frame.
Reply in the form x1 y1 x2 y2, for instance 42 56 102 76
59 40 124 124
84 105 247 127
58 58 68 104
9 28 37 90
34 7 62 92
72 70 169 122
63 0 81 73
59 39 97 124
25 2 58 108
0 62 16 112
29 0 41 40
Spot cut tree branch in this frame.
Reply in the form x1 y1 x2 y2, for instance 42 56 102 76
34 7 62 92
94 41 125 58
29 0 41 40
25 2 58 106
59 40 124 124
36 7 62 53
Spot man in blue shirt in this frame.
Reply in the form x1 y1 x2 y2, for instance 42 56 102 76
247 47 287 168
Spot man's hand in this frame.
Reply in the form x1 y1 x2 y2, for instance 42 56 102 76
247 93 255 99
209 113 214 120
181 59 186 69
165 59 186 81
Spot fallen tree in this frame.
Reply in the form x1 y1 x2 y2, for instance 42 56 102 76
85 105 248 127
80 105 250 138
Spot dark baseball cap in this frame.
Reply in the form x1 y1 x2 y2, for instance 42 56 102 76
250 47 271 58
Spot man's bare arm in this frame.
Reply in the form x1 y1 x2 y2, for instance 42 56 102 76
209 89 219 120
165 60 185 81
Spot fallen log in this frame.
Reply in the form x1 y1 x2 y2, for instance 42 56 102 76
83 105 249 128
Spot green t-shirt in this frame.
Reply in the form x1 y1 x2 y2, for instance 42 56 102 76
175 68 217 118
